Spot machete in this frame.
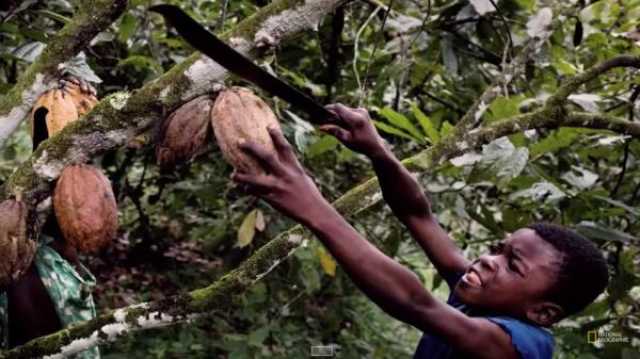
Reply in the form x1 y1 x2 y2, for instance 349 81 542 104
149 4 336 124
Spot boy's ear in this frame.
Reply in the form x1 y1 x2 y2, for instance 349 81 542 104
526 302 564 327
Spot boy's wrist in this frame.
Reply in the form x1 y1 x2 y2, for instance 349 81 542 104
301 202 341 233
367 144 393 163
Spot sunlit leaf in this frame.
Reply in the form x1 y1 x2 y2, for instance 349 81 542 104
411 104 440 143
378 107 424 142
237 210 258 248
373 120 415 141
317 247 337 277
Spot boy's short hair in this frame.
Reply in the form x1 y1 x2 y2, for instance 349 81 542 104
527 223 609 317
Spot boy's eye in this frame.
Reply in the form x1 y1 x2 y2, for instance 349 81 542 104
508 259 523 275
489 243 503 254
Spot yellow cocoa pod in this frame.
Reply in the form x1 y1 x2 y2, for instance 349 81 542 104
211 87 282 174
0 200 36 286
53 165 118 253
62 81 98 116
30 88 79 138
156 95 213 170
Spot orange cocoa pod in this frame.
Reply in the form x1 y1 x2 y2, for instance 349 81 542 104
211 87 282 174
30 88 79 137
53 165 118 253
0 200 36 286
155 95 213 170
61 81 98 116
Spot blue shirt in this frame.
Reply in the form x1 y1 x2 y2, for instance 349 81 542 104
413 272 554 359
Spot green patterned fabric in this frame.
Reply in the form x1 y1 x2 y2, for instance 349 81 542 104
0 241 100 358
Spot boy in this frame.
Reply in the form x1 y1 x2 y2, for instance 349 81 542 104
232 104 609 359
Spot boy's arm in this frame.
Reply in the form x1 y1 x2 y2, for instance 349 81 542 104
232 128 517 359
321 104 469 277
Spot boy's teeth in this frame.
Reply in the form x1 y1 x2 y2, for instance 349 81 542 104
464 272 482 287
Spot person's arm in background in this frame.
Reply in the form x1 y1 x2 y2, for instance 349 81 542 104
320 104 469 278
231 128 517 359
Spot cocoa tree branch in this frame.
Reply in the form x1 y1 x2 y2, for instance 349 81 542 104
546 55 640 107
0 0 128 146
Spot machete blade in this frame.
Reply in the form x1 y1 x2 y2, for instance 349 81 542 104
149 4 336 124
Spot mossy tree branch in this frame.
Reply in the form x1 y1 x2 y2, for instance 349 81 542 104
0 0 129 146
546 55 640 107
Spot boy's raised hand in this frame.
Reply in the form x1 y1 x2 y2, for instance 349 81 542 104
232 127 331 226
320 104 386 157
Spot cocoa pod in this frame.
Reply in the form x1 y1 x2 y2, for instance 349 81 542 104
0 200 36 287
211 87 282 174
62 80 99 116
54 165 118 253
156 95 213 169
30 88 79 137
30 81 98 140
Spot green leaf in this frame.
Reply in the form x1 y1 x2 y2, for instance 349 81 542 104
117 55 163 75
440 121 454 137
372 120 415 141
248 327 270 347
37 9 71 24
378 107 425 142
484 95 526 123
530 127 583 156
592 195 640 216
576 222 639 245
411 104 440 143
118 13 138 43
237 210 258 248
469 137 529 185
307 135 338 158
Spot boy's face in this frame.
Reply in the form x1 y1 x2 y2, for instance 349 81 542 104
454 228 563 322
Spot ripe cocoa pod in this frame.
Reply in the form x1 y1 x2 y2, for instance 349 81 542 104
62 80 99 116
0 200 37 287
54 165 118 253
31 88 79 137
156 95 213 169
211 87 282 174
30 81 98 139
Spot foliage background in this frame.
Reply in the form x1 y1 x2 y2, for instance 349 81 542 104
0 0 639 358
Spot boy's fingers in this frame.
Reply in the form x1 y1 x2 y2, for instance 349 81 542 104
239 141 285 175
319 125 351 143
324 103 354 128
267 127 297 164
232 171 273 191
325 103 368 126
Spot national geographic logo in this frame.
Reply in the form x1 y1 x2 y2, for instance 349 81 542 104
587 330 629 344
